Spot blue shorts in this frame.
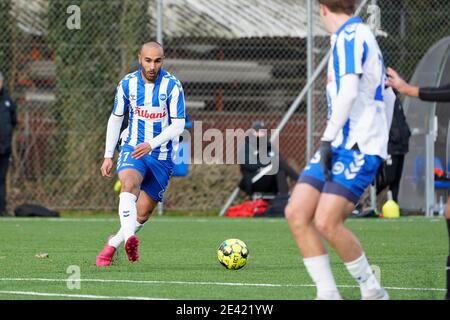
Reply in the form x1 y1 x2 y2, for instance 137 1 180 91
298 147 382 204
116 144 173 202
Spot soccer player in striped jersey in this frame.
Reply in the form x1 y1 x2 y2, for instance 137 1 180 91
285 0 393 299
96 42 185 266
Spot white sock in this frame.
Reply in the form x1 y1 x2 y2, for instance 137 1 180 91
345 253 381 297
303 254 341 299
108 221 145 248
118 192 138 241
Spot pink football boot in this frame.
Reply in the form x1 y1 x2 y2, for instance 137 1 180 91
125 235 139 263
96 236 116 266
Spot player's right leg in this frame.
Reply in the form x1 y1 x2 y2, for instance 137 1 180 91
114 144 150 263
124 191 158 262
96 145 145 266
103 191 155 246
314 148 388 300
285 151 341 300
314 193 388 300
96 191 157 267
97 182 165 266
96 153 169 266
118 169 144 263
96 169 143 266
285 184 325 257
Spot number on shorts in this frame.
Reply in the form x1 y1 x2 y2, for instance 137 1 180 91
118 151 130 167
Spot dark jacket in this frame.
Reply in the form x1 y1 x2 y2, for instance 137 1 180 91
239 134 273 174
0 88 17 154
419 83 450 102
237 134 298 196
238 134 275 194
388 95 411 155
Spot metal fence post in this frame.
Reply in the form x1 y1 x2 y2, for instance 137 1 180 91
157 0 164 46
306 0 314 162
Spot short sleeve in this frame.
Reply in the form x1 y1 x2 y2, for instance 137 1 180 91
168 81 185 119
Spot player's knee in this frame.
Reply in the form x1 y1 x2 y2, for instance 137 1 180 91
120 179 139 193
137 204 156 223
136 206 151 223
315 220 332 238
284 203 298 221
285 204 312 230
315 215 339 239
137 214 150 224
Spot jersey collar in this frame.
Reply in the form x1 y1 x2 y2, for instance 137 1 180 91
335 16 362 36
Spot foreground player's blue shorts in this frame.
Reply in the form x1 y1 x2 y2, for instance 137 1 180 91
116 144 173 202
298 146 382 204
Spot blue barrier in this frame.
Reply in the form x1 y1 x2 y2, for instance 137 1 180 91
172 141 189 177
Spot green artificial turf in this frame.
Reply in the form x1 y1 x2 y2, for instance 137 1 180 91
0 216 447 300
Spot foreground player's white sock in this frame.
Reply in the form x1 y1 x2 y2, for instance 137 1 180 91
118 192 137 241
345 253 382 297
303 254 342 300
108 221 145 248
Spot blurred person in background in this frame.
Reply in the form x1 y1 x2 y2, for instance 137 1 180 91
238 120 298 198
376 92 411 203
0 71 17 217
387 66 450 300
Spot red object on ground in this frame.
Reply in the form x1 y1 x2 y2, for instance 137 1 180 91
225 199 269 218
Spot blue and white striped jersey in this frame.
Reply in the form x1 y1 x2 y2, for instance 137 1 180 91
326 16 390 158
112 68 185 161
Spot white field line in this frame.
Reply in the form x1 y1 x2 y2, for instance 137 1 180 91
0 277 445 292
0 217 440 223
0 290 168 300
0 218 254 223
0 218 285 223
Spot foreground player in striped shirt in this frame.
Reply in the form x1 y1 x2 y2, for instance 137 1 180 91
285 0 393 299
96 42 186 266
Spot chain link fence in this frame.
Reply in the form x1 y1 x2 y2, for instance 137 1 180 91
1 0 449 212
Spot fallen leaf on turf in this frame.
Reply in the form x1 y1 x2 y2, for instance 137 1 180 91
35 253 49 259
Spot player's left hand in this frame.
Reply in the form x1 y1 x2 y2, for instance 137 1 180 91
319 140 332 181
132 142 152 159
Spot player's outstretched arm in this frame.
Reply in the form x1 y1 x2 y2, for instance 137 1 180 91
386 67 419 98
387 67 450 102
418 84 450 102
